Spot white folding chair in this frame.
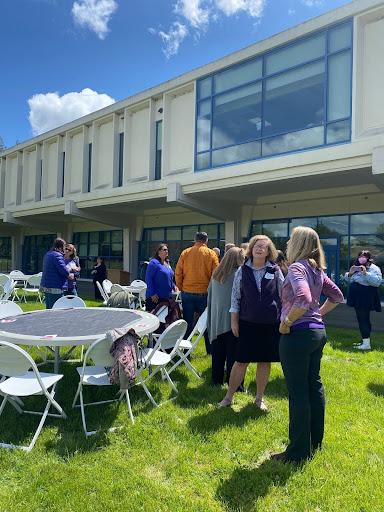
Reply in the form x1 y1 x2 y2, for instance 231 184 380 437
0 340 66 452
0 300 23 318
136 319 187 407
130 280 147 310
52 295 86 361
2 279 16 301
167 309 207 379
96 281 109 305
102 279 113 296
72 336 134 437
22 274 43 303
52 295 86 309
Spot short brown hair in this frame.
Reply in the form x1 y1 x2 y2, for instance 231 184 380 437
246 235 278 262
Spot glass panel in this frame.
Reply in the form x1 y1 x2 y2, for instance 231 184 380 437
89 232 99 243
111 243 123 256
326 119 350 144
166 227 182 240
219 223 225 240
89 243 99 256
196 100 211 152
212 82 262 148
182 225 198 240
266 33 325 75
111 230 122 243
329 23 352 53
318 215 348 235
199 224 218 239
289 217 317 233
262 126 323 157
149 229 165 241
212 141 261 167
350 213 384 234
250 221 262 237
264 61 325 137
197 77 212 100
327 51 351 122
214 58 262 93
262 221 288 237
195 152 210 170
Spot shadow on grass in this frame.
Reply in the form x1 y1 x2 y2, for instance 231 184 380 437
216 458 300 511
367 382 384 397
188 402 267 437
247 375 287 400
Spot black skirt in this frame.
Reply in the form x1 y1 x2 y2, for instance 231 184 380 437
347 282 382 312
236 320 280 363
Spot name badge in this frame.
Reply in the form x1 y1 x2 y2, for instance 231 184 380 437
264 273 275 280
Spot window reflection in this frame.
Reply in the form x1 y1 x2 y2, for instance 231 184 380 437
351 213 384 234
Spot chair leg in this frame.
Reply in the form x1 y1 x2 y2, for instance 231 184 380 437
162 368 178 393
79 387 93 437
125 389 134 424
72 381 82 408
0 395 9 416
27 395 52 452
137 374 158 407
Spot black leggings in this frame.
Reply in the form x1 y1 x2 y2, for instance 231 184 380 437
355 308 372 339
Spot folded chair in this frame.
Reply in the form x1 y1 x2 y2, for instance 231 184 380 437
96 281 109 305
167 308 207 379
0 340 66 452
72 335 135 437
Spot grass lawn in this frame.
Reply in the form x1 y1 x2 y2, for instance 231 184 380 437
0 299 384 511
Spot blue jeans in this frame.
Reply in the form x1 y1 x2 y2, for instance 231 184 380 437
45 292 63 309
64 288 78 297
181 291 210 354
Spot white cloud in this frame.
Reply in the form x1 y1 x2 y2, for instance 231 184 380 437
215 0 265 18
175 0 210 29
301 0 323 6
28 88 115 136
72 0 117 40
151 0 266 57
154 22 189 59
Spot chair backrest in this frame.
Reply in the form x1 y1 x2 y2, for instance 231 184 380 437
52 295 86 309
0 300 23 319
96 281 109 302
0 340 50 394
25 274 41 288
9 270 25 278
130 279 147 290
154 305 169 323
102 279 113 294
2 279 16 300
0 274 11 287
156 319 187 356
195 308 208 336
82 336 114 368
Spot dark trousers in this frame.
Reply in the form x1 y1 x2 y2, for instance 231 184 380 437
45 292 63 309
279 329 326 462
211 331 238 385
355 308 371 339
181 291 210 354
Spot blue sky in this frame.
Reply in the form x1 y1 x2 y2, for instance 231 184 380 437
0 0 352 149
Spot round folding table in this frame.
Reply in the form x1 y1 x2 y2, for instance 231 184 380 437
0 307 160 373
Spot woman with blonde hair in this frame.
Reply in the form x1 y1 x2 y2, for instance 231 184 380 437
272 226 343 464
219 235 284 410
207 247 246 385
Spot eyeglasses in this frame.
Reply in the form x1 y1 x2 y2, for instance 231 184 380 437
160 248 169 252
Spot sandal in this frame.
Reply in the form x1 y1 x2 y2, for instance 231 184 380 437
254 397 268 412
218 397 232 408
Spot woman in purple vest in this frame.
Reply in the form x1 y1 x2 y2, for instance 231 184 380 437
271 226 343 464
219 235 284 411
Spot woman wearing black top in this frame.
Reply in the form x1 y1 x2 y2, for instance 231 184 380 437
92 256 107 300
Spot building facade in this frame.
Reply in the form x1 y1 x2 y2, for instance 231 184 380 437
0 0 383 296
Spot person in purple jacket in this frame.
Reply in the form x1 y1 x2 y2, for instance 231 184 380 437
41 238 74 309
271 226 344 464
145 243 176 312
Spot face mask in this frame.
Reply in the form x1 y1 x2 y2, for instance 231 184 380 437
358 256 368 265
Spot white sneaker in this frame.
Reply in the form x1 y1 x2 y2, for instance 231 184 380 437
356 339 371 350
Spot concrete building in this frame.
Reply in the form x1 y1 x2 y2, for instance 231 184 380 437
0 0 383 296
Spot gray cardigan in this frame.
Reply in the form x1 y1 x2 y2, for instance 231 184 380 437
207 271 236 342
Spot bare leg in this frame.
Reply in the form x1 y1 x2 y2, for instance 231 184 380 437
219 362 248 406
255 362 271 411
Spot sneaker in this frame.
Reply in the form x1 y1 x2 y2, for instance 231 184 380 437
356 342 371 351
254 397 269 413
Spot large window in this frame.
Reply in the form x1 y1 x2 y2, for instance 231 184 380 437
22 234 55 275
0 237 12 272
139 223 225 268
72 230 123 278
196 20 352 170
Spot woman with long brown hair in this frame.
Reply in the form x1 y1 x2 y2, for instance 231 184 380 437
219 235 284 411
207 247 245 385
272 226 343 464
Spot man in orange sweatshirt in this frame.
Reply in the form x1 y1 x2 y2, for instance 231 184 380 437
175 231 219 354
